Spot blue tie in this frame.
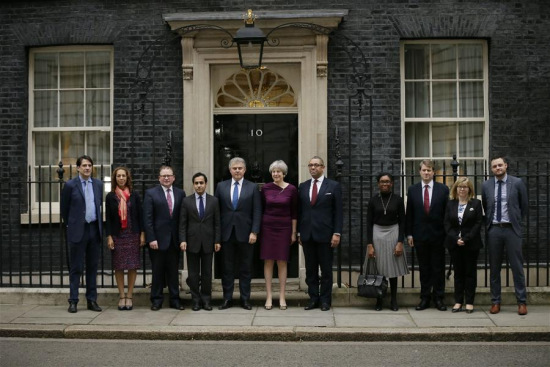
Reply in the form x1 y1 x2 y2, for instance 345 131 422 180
85 181 96 223
232 182 239 210
496 180 503 222
199 195 205 219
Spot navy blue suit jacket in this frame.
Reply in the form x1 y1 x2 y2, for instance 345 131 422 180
214 179 261 243
298 177 343 243
60 176 103 243
481 175 528 238
143 185 185 250
405 181 449 243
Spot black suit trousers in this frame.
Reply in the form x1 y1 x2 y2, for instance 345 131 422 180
414 239 446 301
186 248 213 303
302 241 334 305
449 247 479 304
148 241 180 305
221 228 253 301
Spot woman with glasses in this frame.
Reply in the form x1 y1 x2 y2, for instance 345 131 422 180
366 172 409 311
444 177 483 314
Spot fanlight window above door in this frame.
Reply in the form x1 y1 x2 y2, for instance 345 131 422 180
216 68 296 108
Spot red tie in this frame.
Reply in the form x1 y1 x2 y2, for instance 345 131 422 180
166 189 173 217
311 179 318 206
423 185 430 215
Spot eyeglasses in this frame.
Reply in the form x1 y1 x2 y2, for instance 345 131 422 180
308 164 323 168
160 174 174 179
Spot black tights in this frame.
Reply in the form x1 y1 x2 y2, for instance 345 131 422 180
389 277 397 300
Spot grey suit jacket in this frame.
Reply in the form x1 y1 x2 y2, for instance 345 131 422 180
179 193 221 253
481 175 528 237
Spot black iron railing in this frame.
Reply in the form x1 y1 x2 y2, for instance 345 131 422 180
334 160 550 289
1 162 548 289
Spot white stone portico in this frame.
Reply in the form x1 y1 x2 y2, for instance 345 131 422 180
163 9 347 290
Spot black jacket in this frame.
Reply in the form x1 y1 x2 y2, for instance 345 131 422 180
105 191 144 237
444 198 483 251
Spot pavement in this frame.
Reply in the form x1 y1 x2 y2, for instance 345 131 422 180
1 292 549 342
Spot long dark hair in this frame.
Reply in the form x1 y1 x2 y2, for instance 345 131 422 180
110 166 133 193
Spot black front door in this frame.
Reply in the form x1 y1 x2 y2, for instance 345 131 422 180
213 114 299 278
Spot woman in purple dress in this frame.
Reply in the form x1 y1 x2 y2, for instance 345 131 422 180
260 160 298 310
106 167 145 311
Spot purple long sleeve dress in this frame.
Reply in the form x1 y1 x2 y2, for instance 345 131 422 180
260 183 298 261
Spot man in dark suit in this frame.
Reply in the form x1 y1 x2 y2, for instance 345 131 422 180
482 157 529 315
297 156 343 311
406 159 449 311
179 172 221 311
143 165 185 311
60 155 103 313
214 157 261 310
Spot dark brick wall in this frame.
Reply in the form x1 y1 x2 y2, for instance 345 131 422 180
1 0 549 276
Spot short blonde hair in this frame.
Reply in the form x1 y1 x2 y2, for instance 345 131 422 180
269 160 288 175
450 177 475 200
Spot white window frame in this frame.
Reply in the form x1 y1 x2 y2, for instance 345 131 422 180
25 45 114 223
400 39 489 184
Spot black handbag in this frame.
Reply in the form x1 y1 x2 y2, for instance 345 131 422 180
357 258 388 298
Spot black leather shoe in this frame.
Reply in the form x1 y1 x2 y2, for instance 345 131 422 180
434 300 447 311
218 299 233 310
192 301 201 311
241 300 252 310
375 298 383 311
390 298 399 311
321 303 331 311
87 301 102 312
150 304 162 311
170 302 185 310
203 302 213 311
68 302 77 313
304 301 319 310
415 299 430 311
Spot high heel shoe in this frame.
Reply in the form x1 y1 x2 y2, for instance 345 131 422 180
451 303 463 313
118 297 126 311
125 297 133 311
465 304 474 314
279 303 287 310
264 301 272 310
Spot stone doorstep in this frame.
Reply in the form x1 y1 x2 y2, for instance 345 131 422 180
1 286 549 307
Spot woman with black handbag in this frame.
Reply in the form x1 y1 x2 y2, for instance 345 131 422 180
366 173 409 311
